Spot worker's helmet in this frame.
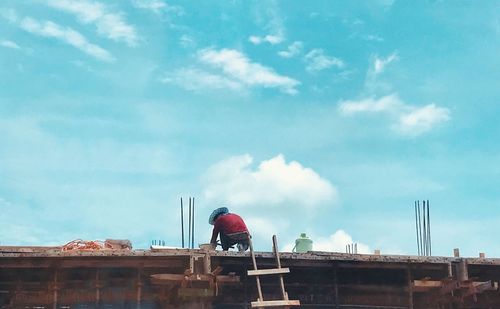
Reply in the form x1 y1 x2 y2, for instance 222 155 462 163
209 207 229 225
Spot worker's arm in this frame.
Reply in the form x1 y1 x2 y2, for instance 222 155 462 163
210 226 219 245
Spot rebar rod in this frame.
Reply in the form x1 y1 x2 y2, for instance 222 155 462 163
416 201 423 255
181 198 184 248
192 197 195 249
188 197 191 249
427 200 431 256
414 201 420 256
422 200 427 255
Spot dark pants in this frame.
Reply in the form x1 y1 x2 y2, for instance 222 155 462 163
220 231 250 251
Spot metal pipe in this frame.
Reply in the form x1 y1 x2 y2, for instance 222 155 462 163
181 198 184 248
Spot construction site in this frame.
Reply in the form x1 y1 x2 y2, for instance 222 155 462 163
2 200 500 309
2 242 500 308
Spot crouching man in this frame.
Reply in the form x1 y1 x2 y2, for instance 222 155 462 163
209 207 250 252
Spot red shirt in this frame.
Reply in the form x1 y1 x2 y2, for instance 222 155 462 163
210 213 248 244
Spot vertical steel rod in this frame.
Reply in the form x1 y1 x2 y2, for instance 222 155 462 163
192 197 195 249
422 201 427 256
414 201 420 256
188 198 192 249
427 199 431 256
416 201 422 256
181 198 184 248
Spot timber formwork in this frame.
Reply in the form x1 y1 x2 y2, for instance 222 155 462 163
1 246 500 308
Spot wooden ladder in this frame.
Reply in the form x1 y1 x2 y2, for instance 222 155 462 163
247 235 300 308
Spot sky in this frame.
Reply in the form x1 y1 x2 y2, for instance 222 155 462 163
0 0 499 257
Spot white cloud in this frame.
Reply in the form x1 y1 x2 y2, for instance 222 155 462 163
19 17 114 62
46 0 138 46
245 217 290 241
198 48 300 94
364 52 398 93
374 52 398 74
0 8 18 23
283 230 370 253
363 34 384 42
1 40 20 49
305 49 344 72
278 41 303 58
339 93 451 136
314 230 370 253
250 4 286 46
203 154 336 208
132 0 184 15
179 35 195 48
339 93 403 114
132 0 165 12
396 104 451 136
248 34 284 45
161 67 243 91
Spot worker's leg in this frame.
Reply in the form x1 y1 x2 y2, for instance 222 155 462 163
237 238 249 252
227 232 250 252
220 232 232 251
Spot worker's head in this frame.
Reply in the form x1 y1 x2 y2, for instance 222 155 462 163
209 207 229 225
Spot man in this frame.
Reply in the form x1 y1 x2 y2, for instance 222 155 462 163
209 207 250 252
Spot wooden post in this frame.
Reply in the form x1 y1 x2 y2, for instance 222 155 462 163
95 268 100 307
52 269 58 309
272 235 288 301
203 252 211 274
137 268 142 309
333 265 339 309
458 260 468 282
248 237 263 302
407 267 414 309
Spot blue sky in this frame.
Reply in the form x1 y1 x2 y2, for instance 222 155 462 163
1 0 499 256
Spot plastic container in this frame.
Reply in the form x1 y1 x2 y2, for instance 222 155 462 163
293 233 313 253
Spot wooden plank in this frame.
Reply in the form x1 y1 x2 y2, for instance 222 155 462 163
251 300 300 307
473 280 498 294
413 280 442 288
247 268 290 276
150 273 240 284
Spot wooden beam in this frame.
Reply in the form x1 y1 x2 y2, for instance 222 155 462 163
150 273 239 285
413 280 442 288
251 300 300 307
247 268 290 276
0 257 186 268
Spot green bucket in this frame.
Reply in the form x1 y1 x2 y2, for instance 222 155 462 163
293 233 313 253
